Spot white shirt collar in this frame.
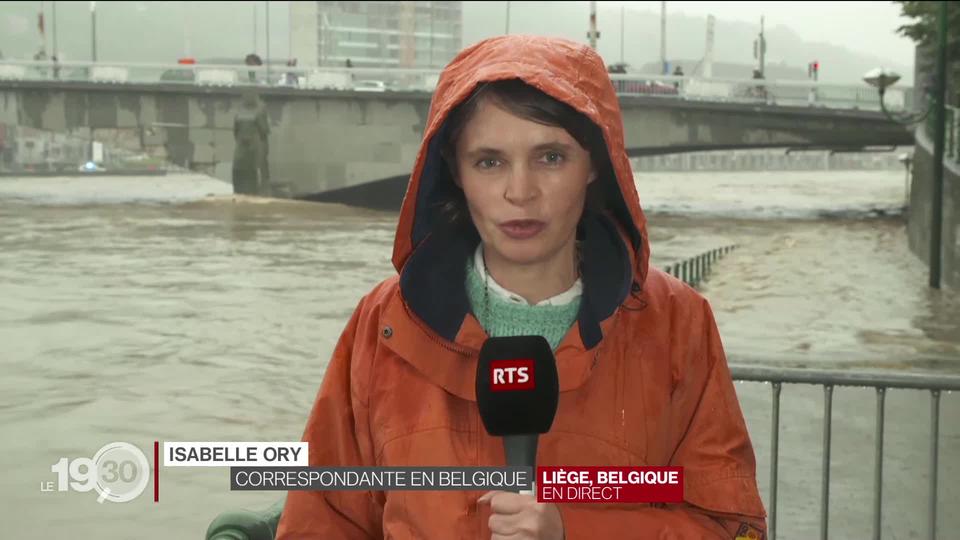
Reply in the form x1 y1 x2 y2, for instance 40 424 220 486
473 244 583 307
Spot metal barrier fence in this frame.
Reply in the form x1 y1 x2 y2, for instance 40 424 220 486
0 59 912 113
662 244 737 287
666 245 958 538
728 365 960 540
924 104 959 165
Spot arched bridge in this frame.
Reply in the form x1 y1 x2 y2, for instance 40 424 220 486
0 61 913 209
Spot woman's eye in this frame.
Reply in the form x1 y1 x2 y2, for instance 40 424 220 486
476 158 500 169
542 151 565 165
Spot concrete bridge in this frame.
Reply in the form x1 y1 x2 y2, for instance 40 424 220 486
0 75 913 209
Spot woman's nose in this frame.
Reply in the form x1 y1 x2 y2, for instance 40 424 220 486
503 165 538 205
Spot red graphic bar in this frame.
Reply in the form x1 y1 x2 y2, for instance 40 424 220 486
154 440 159 502
537 466 683 503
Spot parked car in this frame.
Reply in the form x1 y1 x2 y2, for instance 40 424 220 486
353 80 387 92
160 68 195 83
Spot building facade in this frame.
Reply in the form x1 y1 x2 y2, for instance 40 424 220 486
290 1 462 69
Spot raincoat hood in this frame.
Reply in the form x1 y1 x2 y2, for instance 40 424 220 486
388 35 650 371
393 35 648 277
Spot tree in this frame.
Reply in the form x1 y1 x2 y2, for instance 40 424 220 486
894 1 959 104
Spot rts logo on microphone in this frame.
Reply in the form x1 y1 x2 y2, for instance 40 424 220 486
490 359 535 391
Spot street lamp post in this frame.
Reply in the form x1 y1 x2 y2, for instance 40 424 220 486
863 0 948 290
505 1 510 35
660 1 666 74
90 1 97 63
265 0 270 84
588 1 598 50
754 16 766 79
52 1 58 60
620 5 625 64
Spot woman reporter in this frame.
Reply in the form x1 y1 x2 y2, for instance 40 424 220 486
278 35 766 540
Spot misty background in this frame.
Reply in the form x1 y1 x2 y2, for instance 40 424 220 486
0 1 915 84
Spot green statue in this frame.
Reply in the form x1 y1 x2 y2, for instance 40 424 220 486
232 91 270 196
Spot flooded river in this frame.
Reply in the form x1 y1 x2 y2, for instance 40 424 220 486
1 170 956 539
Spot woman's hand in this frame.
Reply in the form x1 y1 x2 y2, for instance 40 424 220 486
478 490 564 540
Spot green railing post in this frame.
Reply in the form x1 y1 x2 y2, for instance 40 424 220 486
928 0 948 289
668 244 737 288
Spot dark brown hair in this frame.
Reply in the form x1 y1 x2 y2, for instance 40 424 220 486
434 79 615 230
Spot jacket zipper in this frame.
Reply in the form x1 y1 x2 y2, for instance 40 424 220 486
398 294 478 357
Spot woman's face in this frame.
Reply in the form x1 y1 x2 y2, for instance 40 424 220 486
453 98 595 268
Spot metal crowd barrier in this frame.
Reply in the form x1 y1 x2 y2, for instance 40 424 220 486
662 244 737 287
729 364 960 540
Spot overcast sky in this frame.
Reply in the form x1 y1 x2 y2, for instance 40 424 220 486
0 1 919 81
619 1 915 67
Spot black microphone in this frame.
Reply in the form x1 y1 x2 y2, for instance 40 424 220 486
476 335 559 493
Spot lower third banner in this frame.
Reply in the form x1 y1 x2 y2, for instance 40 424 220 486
536 466 683 503
230 466 533 491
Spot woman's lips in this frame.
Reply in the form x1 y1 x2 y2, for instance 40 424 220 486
499 220 546 240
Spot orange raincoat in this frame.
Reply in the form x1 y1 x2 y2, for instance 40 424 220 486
277 35 767 539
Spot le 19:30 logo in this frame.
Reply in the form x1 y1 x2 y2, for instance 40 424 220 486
43 442 151 503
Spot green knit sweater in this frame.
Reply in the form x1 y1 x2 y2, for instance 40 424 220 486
465 260 581 351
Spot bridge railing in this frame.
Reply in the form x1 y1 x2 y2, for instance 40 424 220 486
609 73 912 111
0 59 912 113
0 59 440 90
